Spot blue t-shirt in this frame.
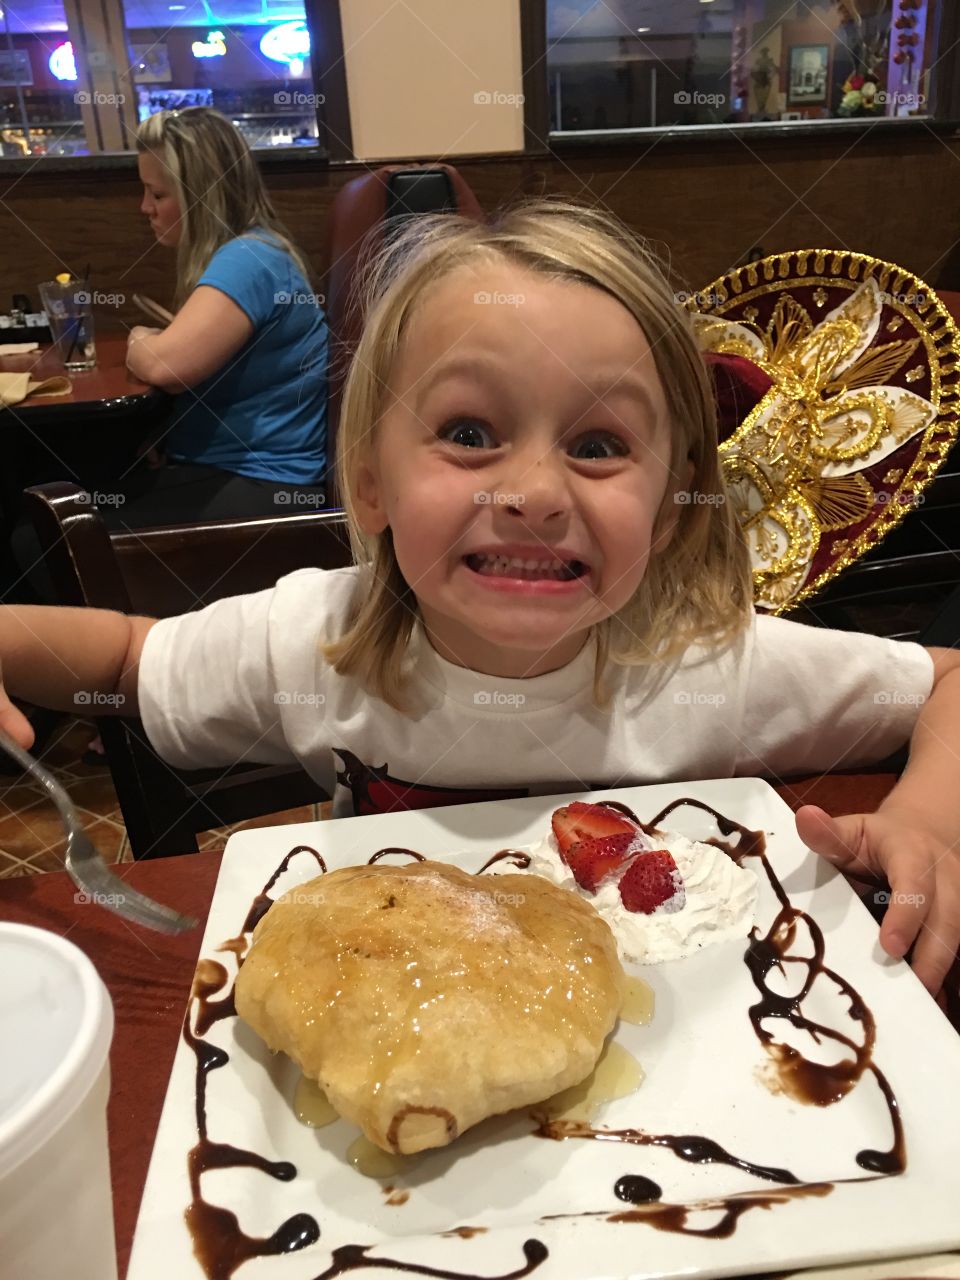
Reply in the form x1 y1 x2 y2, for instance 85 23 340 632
166 232 327 484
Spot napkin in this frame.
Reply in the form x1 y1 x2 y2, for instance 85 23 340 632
0 371 72 407
0 341 40 355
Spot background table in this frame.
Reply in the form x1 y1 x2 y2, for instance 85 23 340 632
0 333 156 416
2 772 959 1278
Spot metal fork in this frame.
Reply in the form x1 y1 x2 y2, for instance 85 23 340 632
0 728 197 934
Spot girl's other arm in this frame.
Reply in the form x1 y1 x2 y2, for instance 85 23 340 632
796 644 960 995
0 606 156 748
125 285 253 393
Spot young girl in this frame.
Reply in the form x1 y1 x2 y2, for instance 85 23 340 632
122 106 328 520
1 202 958 995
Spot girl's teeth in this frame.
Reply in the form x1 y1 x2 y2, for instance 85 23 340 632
468 553 581 581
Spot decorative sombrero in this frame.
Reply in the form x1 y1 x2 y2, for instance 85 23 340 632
688 250 960 613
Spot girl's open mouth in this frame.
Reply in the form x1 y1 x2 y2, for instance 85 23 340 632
463 553 589 583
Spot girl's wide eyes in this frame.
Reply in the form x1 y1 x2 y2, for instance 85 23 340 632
438 419 629 459
569 432 630 460
438 418 496 449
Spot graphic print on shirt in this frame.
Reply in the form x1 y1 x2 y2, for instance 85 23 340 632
333 747 530 816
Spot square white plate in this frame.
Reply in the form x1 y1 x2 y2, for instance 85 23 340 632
128 778 960 1280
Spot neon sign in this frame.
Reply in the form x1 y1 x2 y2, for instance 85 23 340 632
259 20 310 76
49 41 78 82
191 30 226 58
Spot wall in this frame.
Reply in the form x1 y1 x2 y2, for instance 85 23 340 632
339 0 525 160
3 126 960 334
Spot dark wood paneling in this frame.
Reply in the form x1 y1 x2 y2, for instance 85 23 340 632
933 0 960 123
520 0 549 151
306 0 353 161
3 125 960 325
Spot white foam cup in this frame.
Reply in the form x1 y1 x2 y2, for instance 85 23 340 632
0 923 117 1280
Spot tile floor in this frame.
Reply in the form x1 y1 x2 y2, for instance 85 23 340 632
0 716 331 878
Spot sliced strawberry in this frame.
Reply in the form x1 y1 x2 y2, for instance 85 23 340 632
565 832 637 893
619 850 685 915
552 802 637 862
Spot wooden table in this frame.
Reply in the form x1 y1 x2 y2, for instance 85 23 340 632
0 332 159 419
1 772 959 1279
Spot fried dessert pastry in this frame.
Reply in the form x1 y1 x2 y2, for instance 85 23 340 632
234 860 625 1155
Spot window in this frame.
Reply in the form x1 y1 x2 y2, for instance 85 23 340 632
546 0 944 133
0 0 329 157
1 0 84 157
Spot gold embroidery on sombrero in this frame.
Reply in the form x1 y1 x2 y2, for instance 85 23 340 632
695 274 943 611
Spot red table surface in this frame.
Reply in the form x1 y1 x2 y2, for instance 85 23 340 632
1 770 958 1278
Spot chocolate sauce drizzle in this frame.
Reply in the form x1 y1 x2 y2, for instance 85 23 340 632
539 1118 802 1184
535 797 905 1232
368 847 428 863
306 1240 547 1279
606 1181 834 1237
554 1177 834 1237
653 798 904 1176
614 1175 661 1204
476 849 532 874
183 800 905 1272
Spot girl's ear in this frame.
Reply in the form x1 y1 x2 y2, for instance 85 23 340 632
354 456 389 534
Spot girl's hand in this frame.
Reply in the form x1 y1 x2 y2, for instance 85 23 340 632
0 658 35 749
796 803 960 997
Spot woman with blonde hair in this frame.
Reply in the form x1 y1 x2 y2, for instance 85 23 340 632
3 201 960 995
120 106 327 522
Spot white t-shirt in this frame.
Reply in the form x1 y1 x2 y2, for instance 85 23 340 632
138 565 934 819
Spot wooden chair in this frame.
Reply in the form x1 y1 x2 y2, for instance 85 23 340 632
24 481 353 859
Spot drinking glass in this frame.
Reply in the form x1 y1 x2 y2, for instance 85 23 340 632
38 280 97 371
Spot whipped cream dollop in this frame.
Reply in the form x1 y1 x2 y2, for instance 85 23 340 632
519 828 759 964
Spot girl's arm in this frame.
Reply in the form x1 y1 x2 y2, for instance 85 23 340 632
125 285 254 393
0 606 156 748
797 644 960 995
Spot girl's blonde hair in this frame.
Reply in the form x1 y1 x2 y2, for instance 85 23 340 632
136 107 313 308
323 199 753 711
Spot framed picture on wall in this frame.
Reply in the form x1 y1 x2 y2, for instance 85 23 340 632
787 44 830 106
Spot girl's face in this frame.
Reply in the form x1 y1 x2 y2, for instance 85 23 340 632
138 149 183 246
355 264 687 679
